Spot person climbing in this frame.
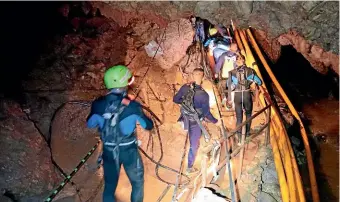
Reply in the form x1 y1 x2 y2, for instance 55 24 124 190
204 28 234 79
227 55 262 144
214 43 239 81
190 16 215 45
211 43 240 109
204 26 232 49
86 65 154 202
173 68 221 174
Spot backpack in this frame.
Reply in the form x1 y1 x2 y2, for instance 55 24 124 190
180 83 203 118
100 97 127 145
180 83 211 142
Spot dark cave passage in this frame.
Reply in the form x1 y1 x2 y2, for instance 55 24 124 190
254 43 339 201
0 2 69 104
272 45 339 108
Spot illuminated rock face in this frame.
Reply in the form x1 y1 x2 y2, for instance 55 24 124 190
0 1 337 201
90 1 339 75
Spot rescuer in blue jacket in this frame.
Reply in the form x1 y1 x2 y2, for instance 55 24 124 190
227 55 262 142
87 65 153 202
173 68 220 174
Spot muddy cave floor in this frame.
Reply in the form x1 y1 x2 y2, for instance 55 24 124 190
0 13 337 202
50 71 277 202
26 17 280 201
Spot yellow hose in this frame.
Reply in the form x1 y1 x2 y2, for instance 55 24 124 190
238 29 299 202
233 29 246 57
246 28 319 202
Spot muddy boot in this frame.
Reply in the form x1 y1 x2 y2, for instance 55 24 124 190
186 167 199 175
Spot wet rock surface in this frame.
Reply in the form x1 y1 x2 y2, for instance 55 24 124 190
2 2 332 201
217 136 282 201
0 100 62 201
254 29 339 75
91 1 339 75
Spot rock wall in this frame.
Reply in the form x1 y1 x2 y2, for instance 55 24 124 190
91 1 339 74
0 100 62 201
254 29 339 75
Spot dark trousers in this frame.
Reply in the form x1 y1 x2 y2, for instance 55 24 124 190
234 91 253 135
102 143 144 202
188 121 201 168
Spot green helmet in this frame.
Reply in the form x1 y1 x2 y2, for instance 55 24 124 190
104 65 133 89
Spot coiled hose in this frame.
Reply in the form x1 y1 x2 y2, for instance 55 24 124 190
46 100 191 201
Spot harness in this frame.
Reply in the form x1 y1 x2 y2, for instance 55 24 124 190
98 96 136 168
235 66 253 91
227 66 257 108
180 83 210 142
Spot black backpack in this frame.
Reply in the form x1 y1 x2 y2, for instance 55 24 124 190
100 96 127 145
180 83 204 118
180 83 211 142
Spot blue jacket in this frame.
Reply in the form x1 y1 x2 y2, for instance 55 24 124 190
87 92 153 136
173 83 218 124
227 65 262 91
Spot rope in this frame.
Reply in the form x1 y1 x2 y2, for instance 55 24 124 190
43 100 190 201
171 133 189 202
44 141 100 202
133 28 167 98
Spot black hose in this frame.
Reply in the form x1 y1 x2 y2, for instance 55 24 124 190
149 115 190 186
44 99 190 201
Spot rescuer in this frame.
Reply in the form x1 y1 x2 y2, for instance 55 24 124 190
190 16 215 45
209 43 239 109
227 55 262 143
86 65 154 202
214 43 239 80
173 68 221 174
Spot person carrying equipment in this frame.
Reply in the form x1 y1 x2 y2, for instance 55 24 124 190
190 16 214 45
86 65 154 202
173 68 221 174
214 43 239 80
227 55 262 143
204 24 233 52
209 43 239 109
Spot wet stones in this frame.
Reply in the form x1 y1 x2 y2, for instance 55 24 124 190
235 143 281 201
262 183 282 202
262 166 278 184
258 191 278 202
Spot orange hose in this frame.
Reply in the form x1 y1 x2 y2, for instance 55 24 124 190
234 28 291 201
269 124 290 202
246 28 319 202
270 112 305 201
239 30 298 201
233 29 246 57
